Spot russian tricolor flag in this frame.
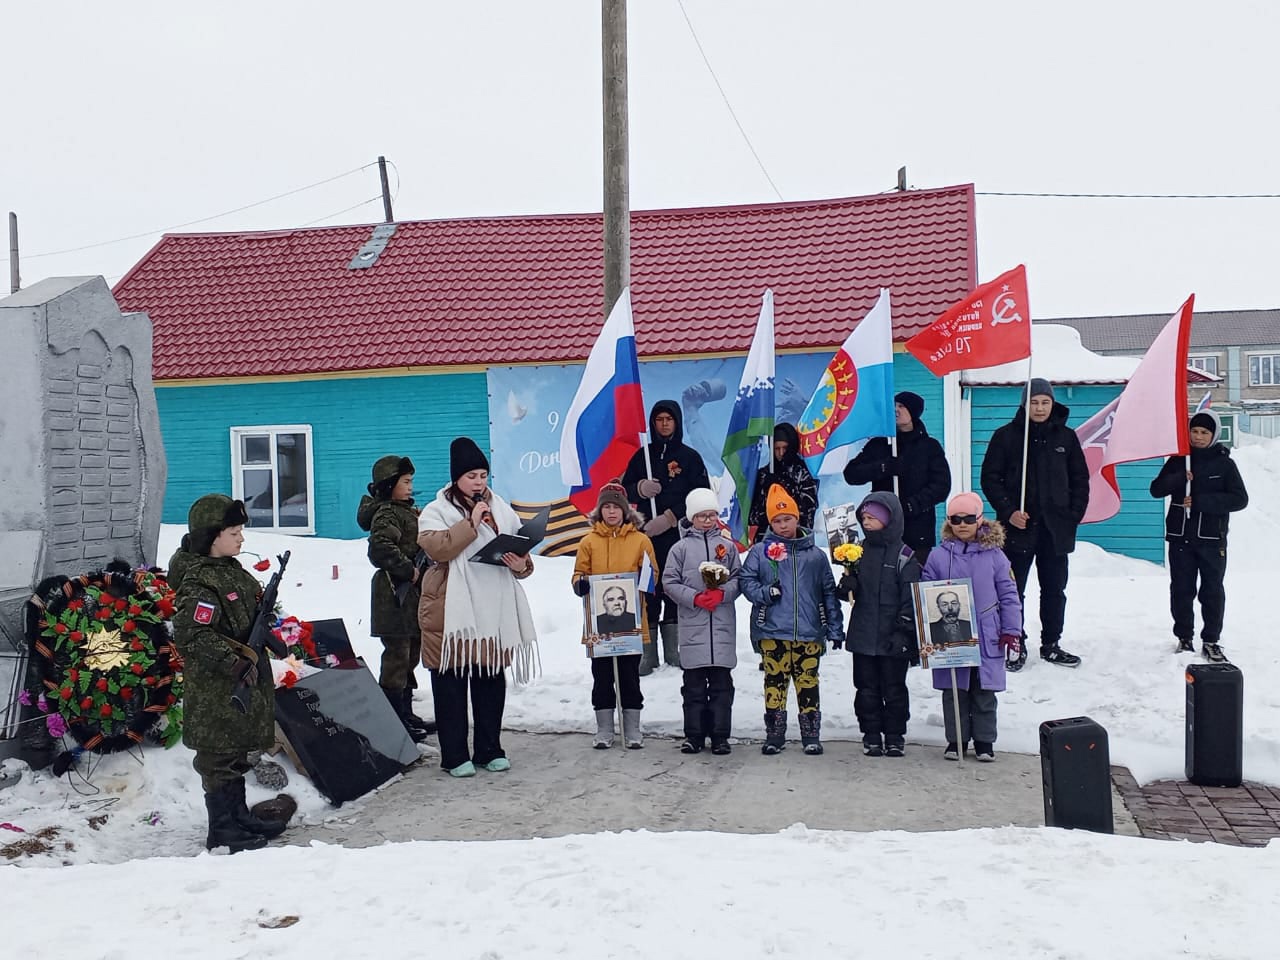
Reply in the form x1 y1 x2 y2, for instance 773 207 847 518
560 288 647 515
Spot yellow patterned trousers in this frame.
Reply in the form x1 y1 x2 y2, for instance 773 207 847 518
760 639 823 713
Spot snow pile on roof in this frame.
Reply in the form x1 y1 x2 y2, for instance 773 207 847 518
962 324 1139 385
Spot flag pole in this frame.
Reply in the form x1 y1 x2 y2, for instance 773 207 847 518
640 431 658 517
1018 361 1033 515
890 434 900 498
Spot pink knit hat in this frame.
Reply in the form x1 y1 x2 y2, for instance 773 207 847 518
946 492 984 518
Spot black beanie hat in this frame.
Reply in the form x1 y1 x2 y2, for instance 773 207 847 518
450 437 489 483
894 391 924 421
1189 412 1217 435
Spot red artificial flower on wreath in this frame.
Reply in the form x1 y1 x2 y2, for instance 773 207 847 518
130 663 144 675
119 687 134 701
144 676 157 686
95 608 112 621
129 639 143 651
67 599 84 611
69 630 83 643
95 677 108 692
155 596 175 617
765 542 789 562
68 668 79 682
114 598 127 612
281 671 298 689
100 703 112 718
122 619 137 633
80 697 93 711
53 622 68 635
60 686 72 700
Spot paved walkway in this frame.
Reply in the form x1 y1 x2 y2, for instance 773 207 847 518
1112 769 1280 847
282 732 1139 848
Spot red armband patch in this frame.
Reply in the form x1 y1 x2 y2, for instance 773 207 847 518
193 601 216 625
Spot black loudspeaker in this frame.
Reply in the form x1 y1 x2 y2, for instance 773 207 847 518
1040 716 1113 833
1185 662 1243 788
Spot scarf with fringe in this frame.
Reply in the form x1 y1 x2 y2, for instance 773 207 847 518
418 488 540 684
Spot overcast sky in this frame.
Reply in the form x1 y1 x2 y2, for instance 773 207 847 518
3 0 1277 319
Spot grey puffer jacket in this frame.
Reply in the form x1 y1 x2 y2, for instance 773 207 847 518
662 523 742 669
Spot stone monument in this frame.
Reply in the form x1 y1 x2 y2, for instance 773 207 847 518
0 276 167 758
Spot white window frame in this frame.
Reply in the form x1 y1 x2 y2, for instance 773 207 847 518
1248 353 1280 386
229 424 316 535
1188 354 1219 376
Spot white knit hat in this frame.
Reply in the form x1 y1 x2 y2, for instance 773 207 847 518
685 488 720 520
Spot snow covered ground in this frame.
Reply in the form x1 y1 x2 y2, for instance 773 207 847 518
0 437 1277 956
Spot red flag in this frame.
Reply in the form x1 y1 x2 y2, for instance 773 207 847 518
905 265 1033 375
1077 295 1195 524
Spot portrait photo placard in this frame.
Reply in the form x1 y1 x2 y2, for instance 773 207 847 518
821 501 863 563
912 578 982 670
584 572 644 658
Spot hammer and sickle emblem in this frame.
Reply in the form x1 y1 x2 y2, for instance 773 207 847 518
990 289 1023 327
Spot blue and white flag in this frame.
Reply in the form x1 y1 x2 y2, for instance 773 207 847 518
719 289 776 544
797 288 896 476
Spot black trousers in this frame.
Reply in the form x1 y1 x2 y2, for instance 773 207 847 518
1008 535 1070 648
1169 539 1228 644
681 666 735 742
590 654 643 710
851 654 910 744
430 668 506 770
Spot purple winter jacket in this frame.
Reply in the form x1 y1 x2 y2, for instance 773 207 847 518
920 520 1022 693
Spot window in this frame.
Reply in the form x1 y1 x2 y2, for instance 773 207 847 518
230 425 315 534
1249 354 1280 386
1188 355 1219 376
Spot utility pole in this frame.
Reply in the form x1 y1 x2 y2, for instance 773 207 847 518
377 156 394 223
8 212 18 294
601 0 630 318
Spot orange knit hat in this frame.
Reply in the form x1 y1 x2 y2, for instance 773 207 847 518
765 484 799 521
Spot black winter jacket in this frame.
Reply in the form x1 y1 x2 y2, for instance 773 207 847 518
980 403 1089 555
747 423 819 541
843 416 951 554
1149 444 1248 542
621 400 711 557
838 491 921 660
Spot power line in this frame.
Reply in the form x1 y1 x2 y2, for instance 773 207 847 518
297 196 384 228
28 163 377 258
676 0 784 202
977 190 1280 199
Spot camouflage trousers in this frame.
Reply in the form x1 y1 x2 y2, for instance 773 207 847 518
760 639 823 713
193 750 254 793
378 632 423 690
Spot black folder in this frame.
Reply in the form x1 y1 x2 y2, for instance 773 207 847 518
469 506 550 565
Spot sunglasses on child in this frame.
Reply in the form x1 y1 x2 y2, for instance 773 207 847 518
948 514 980 525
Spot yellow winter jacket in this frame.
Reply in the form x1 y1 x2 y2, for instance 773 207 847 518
572 521 659 637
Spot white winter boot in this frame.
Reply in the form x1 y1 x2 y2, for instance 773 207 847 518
622 709 644 749
592 709 615 749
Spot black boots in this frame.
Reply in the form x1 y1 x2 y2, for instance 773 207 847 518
204 782 268 853
384 686 430 743
228 778 287 839
401 689 437 736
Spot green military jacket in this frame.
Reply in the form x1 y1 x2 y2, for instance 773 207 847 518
169 548 275 753
358 496 421 637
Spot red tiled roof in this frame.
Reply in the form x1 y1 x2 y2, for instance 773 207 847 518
114 185 976 380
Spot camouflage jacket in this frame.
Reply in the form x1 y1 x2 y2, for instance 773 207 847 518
169 548 275 754
357 495 421 637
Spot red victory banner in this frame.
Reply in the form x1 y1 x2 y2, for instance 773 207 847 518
905 265 1033 376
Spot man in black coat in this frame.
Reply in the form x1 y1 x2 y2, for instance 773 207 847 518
621 399 711 673
843 391 951 564
980 379 1089 670
1148 409 1248 662
929 590 974 648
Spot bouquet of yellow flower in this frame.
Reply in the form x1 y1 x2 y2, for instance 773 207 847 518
833 542 863 603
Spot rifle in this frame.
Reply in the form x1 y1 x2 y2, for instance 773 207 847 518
394 550 431 606
231 550 292 714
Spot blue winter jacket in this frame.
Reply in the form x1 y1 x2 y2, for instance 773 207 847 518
739 529 842 647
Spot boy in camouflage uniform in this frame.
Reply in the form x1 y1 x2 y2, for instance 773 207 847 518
356 455 433 742
169 494 288 853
